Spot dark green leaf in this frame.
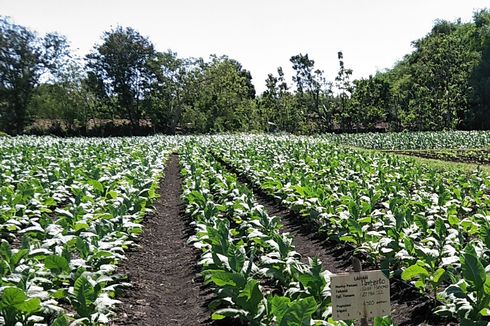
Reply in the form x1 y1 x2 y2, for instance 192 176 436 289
44 255 70 274
461 245 486 290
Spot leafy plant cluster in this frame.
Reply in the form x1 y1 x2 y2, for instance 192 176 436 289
209 134 490 323
180 140 393 326
0 136 177 325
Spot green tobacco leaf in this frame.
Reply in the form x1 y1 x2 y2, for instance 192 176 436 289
280 296 317 326
348 201 360 219
44 255 70 274
0 260 9 276
75 237 90 259
484 276 490 295
480 225 490 249
44 197 57 207
404 238 415 254
211 308 247 320
188 190 206 205
0 241 12 259
74 222 89 232
296 258 325 298
204 270 246 288
358 216 372 224
11 248 28 266
374 315 394 326
270 296 291 325
73 275 95 317
51 288 68 300
16 298 41 313
0 287 27 307
236 279 263 314
435 218 447 238
401 264 429 281
227 245 245 273
461 245 486 290
432 268 446 284
87 179 104 194
107 190 118 199
51 314 70 326
447 215 460 227
339 235 357 244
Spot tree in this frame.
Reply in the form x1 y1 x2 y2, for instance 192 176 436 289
181 55 257 133
28 57 103 135
0 17 69 134
273 67 300 132
260 73 279 131
469 9 490 129
374 13 488 131
290 53 315 94
408 21 477 130
259 67 295 132
334 51 353 130
86 26 157 134
144 50 186 134
277 67 289 95
350 75 391 130
290 53 333 132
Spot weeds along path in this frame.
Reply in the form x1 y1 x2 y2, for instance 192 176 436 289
115 155 212 326
215 154 454 326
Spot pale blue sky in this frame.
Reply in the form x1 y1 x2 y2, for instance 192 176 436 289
1 0 488 93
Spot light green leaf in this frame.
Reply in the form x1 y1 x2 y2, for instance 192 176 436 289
432 268 446 284
87 179 104 194
401 264 429 281
280 296 317 326
16 298 41 314
0 287 27 307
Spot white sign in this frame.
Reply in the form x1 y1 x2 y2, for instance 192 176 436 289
331 270 390 320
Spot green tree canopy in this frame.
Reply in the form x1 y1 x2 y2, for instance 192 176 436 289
86 26 157 134
0 16 69 134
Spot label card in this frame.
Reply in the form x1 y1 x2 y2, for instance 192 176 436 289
331 270 390 320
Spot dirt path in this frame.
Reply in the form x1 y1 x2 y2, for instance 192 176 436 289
114 155 212 326
215 155 454 326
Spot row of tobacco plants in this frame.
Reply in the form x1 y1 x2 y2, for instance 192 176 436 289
328 130 490 150
389 148 490 165
209 134 490 324
180 140 393 325
0 136 177 325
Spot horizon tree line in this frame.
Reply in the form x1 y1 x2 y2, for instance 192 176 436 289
1 9 490 136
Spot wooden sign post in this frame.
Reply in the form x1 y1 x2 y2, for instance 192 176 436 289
353 257 369 326
330 257 390 326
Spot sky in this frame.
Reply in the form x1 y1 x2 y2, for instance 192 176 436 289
1 0 489 94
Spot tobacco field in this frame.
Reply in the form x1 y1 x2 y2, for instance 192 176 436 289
2 132 490 325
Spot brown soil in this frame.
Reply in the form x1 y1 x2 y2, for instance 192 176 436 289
113 155 213 326
215 154 455 326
